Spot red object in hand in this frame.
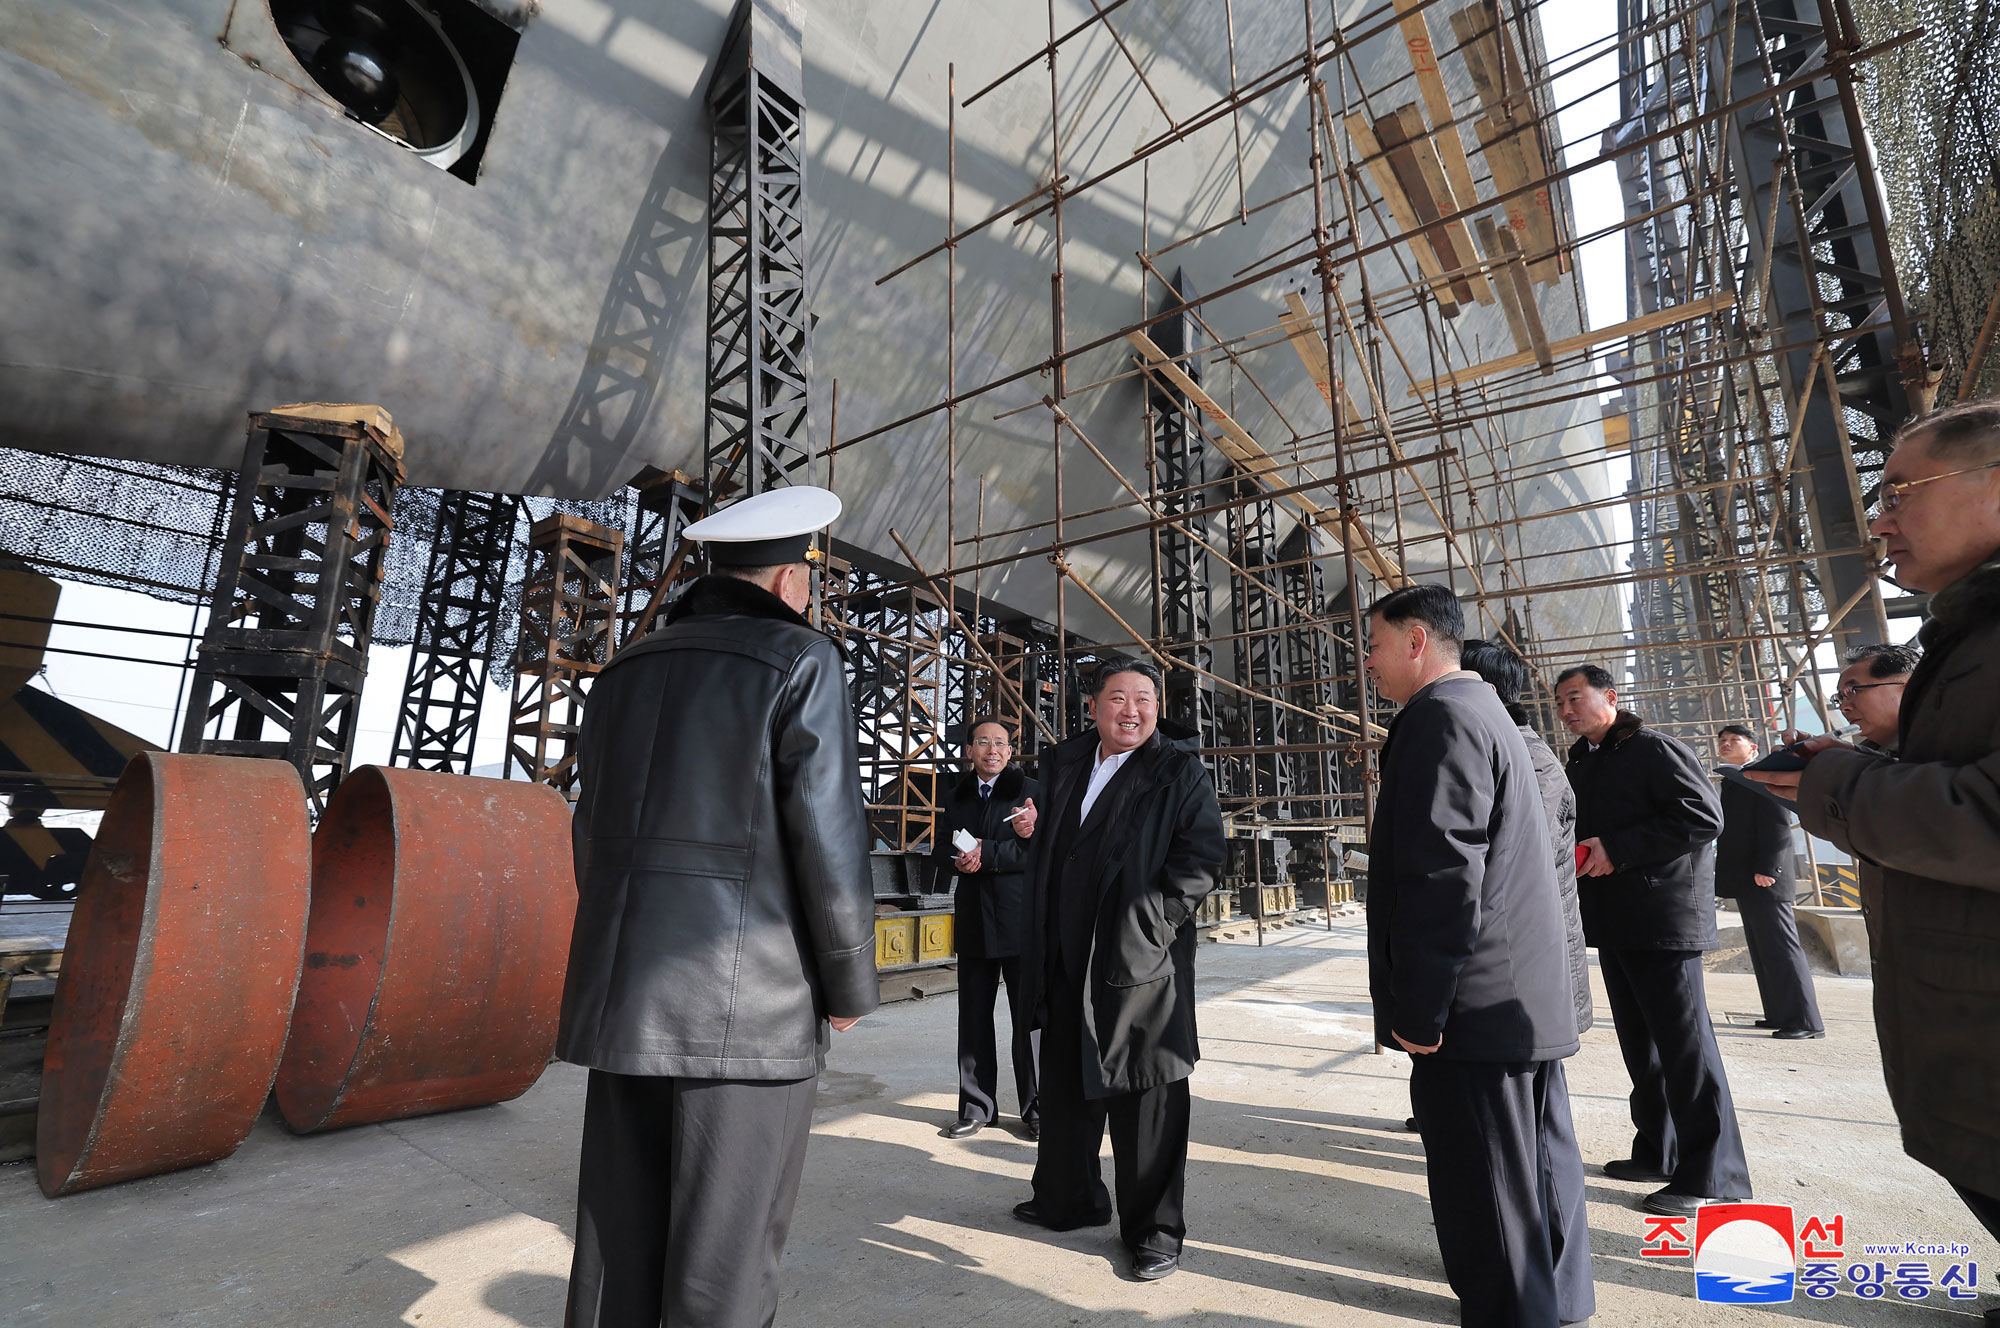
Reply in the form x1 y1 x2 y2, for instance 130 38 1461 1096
1575 844 1591 873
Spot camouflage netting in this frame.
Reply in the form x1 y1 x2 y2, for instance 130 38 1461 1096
0 447 633 687
1851 0 2000 400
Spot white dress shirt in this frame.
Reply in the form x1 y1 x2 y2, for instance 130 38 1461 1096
1078 744 1136 822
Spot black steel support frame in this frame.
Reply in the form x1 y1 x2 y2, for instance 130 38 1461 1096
390 490 520 773
509 514 623 794
705 0 814 503
180 412 403 814
1227 484 1293 835
1711 0 1919 645
1149 269 1221 783
619 468 706 646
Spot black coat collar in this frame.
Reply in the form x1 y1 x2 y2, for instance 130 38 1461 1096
952 764 1025 802
1567 709 1644 764
663 573 816 631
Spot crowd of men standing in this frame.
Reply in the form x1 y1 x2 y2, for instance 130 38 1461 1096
545 397 2000 1328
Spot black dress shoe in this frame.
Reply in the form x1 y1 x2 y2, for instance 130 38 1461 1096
940 1117 984 1140
1772 1027 1826 1040
1012 1200 1112 1231
1403 1116 1419 1132
1754 1019 1778 1029
1133 1251 1179 1281
1643 1187 1747 1216
1603 1158 1671 1184
1021 1118 1041 1141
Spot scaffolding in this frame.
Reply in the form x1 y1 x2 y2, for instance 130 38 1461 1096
814 0 1929 915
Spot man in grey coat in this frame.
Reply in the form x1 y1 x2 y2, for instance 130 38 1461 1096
1367 591 1591 1328
1750 399 2000 1262
557 487 878 1328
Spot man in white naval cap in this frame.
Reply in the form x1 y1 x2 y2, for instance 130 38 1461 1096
558 486 878 1328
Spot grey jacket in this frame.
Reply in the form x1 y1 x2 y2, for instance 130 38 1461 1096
556 575 879 1079
1367 675 1579 1062
1798 552 2000 1196
1521 724 1593 1035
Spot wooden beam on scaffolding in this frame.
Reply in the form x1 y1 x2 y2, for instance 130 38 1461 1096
1391 0 1484 222
1343 109 1462 317
1405 292 1737 396
1125 328 1404 584
1451 0 1567 283
1278 291 1368 428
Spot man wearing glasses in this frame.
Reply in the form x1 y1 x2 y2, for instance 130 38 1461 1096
1832 643 1920 753
932 716 1041 1140
1748 399 2000 1261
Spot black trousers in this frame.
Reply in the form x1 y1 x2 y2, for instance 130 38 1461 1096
1597 946 1753 1198
1953 1183 2000 1245
957 952 1040 1125
1030 975 1189 1257
1410 1057 1595 1328
1734 887 1824 1033
566 1070 817 1328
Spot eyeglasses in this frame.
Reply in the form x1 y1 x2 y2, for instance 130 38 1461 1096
1874 459 2000 514
1833 680 1901 708
969 737 1013 749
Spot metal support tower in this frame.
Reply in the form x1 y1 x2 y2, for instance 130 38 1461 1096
1710 0 1922 642
180 408 403 814
1149 270 1220 775
619 466 706 645
704 0 814 502
1279 526 1337 872
508 514 623 794
1228 485 1293 834
390 490 519 773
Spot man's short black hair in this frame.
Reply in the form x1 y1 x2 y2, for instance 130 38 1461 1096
965 714 1015 744
1842 642 1921 679
720 563 796 583
1460 638 1530 722
1554 663 1616 692
1364 583 1464 655
1717 723 1757 743
1087 654 1164 696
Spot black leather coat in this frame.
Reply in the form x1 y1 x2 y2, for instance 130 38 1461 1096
556 576 879 1080
1565 711 1725 952
1367 675 1579 1062
930 765 1039 959
1017 721 1226 1098
1715 776 1796 901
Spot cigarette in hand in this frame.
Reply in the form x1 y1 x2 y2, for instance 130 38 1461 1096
1002 807 1027 823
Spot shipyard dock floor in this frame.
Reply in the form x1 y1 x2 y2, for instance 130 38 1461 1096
1 914 1990 1327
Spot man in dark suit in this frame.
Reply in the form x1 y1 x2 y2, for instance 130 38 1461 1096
1556 664 1748 1218
933 715 1041 1139
1714 724 1823 1040
1014 655 1225 1283
1367 588 1591 1328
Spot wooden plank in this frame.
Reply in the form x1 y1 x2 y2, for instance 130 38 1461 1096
1278 291 1367 427
1405 293 1738 396
1376 113 1476 308
1393 0 1483 217
1392 103 1493 305
1343 110 1460 317
1477 216 1535 356
1494 225 1553 372
1477 115 1563 285
1124 330 1403 583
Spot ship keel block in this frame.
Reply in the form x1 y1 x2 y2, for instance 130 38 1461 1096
36 753 312 1197
276 766 576 1133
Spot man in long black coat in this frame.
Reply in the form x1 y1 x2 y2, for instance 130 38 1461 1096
1714 725 1823 1039
1556 664 1749 1217
931 716 1041 1139
1013 655 1225 1283
557 488 878 1328
1367 591 1590 1328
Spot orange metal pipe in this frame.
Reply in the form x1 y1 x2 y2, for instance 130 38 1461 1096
37 753 311 1197
276 766 575 1133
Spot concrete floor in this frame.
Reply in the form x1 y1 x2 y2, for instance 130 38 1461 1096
1 915 1992 1327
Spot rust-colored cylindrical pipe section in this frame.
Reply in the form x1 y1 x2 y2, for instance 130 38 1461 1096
37 753 312 1197
276 766 576 1133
